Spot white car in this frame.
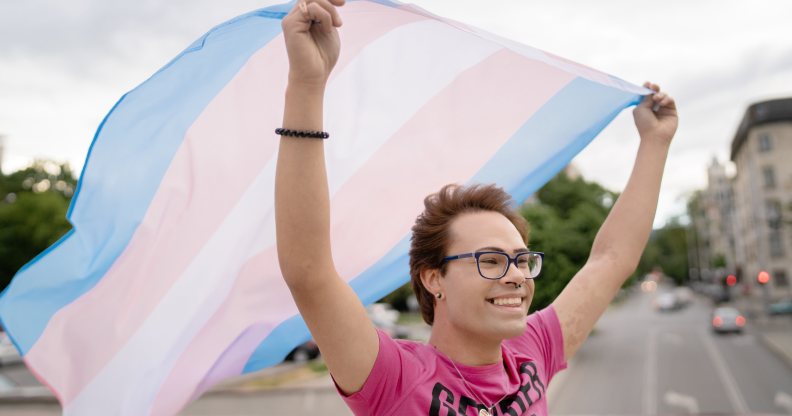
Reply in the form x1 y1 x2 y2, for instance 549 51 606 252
366 303 408 338
653 293 680 312
711 307 745 334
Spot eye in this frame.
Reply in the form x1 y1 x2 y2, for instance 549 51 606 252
478 253 505 265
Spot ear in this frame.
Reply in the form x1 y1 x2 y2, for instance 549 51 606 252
420 267 443 296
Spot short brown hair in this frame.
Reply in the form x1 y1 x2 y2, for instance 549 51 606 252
409 184 529 325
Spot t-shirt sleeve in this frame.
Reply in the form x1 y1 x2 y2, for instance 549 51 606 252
334 329 425 415
511 305 567 382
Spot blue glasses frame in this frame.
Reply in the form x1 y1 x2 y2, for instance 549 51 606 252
442 251 544 280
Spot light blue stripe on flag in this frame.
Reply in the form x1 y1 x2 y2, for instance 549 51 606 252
0 6 290 354
242 77 643 373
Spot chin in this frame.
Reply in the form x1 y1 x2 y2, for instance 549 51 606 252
482 316 528 341
501 318 529 339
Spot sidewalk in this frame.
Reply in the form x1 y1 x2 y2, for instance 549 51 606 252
0 361 345 416
756 318 792 370
735 291 792 369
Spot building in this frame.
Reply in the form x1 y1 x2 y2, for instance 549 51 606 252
730 98 792 296
687 158 737 283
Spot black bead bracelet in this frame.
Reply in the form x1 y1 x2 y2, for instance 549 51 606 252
275 128 330 139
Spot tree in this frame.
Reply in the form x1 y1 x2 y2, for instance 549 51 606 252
636 218 689 286
522 172 618 311
0 160 76 292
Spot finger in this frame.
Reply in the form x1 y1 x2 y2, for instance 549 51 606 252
307 2 334 33
638 91 654 109
282 1 310 30
644 81 659 93
306 0 343 27
327 0 345 5
660 96 676 110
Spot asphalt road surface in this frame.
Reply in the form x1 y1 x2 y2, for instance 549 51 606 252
2 286 790 415
548 286 792 416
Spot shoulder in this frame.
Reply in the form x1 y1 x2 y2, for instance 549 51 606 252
339 330 441 414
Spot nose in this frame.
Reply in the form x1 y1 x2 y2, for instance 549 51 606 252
500 259 526 286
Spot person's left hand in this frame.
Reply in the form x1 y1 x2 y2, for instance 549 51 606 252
633 82 678 145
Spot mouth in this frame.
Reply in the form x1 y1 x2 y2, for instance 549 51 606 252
486 297 525 308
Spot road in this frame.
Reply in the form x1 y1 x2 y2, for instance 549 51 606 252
549 286 792 415
1 287 790 415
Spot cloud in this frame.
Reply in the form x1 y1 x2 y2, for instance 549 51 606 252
1 0 271 79
2 0 792 225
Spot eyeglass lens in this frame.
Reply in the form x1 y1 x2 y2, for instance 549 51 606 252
477 252 541 279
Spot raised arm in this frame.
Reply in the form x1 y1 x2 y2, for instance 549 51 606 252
552 83 678 361
276 0 378 394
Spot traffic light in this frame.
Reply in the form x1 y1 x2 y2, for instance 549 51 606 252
726 274 737 286
757 271 770 285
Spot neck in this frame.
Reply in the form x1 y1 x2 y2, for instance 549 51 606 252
429 313 502 366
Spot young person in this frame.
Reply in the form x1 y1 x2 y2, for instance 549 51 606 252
275 1 678 414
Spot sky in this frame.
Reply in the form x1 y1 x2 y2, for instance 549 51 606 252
2 0 791 227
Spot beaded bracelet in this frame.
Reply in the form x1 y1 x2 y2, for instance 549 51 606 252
275 128 330 139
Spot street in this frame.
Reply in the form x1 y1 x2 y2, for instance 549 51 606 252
549 286 792 415
1 287 790 415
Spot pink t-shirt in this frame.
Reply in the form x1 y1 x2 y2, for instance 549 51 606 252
338 306 567 416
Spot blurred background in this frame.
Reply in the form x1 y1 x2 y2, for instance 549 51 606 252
1 0 791 415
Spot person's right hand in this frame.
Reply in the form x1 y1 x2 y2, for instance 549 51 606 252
282 0 345 89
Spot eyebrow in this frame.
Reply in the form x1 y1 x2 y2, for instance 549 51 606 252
476 246 530 254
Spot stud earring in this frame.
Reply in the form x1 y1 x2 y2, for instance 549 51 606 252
435 292 443 299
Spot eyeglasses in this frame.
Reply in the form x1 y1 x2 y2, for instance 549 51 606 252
442 251 544 280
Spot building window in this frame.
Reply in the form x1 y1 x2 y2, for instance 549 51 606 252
766 199 782 229
774 270 789 288
762 166 776 189
769 230 784 258
758 133 772 152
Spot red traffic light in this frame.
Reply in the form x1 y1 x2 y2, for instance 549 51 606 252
726 274 737 286
758 271 770 285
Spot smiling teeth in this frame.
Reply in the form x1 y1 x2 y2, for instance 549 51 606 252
492 298 521 306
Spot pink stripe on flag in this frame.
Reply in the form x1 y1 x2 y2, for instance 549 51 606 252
149 49 574 411
27 39 288 405
541 50 616 87
329 49 575 280
26 1 426 404
150 251 283 416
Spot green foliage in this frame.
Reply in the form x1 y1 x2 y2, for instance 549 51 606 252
711 253 726 269
380 282 414 311
636 220 688 286
523 173 617 312
0 161 76 292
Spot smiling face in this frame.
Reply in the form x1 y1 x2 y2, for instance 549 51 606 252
430 210 535 341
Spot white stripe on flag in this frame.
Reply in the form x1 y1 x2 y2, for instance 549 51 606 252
64 19 502 415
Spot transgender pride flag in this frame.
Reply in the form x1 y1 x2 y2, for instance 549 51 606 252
0 1 648 414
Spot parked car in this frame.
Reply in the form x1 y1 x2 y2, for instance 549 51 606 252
367 303 409 339
286 303 408 362
707 285 731 304
285 340 320 363
767 299 792 316
711 307 745 334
